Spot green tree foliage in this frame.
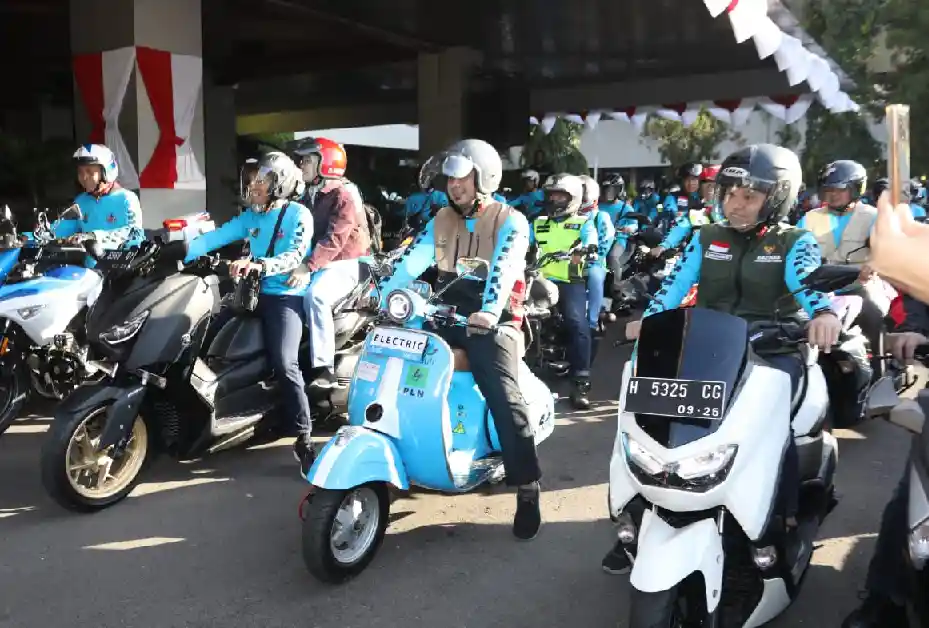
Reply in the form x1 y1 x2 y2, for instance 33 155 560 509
800 0 883 181
879 0 929 174
641 109 740 167
522 119 589 175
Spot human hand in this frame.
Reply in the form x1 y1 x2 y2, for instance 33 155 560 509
229 258 262 278
649 246 665 258
466 311 499 336
886 331 929 364
807 312 842 352
286 264 311 288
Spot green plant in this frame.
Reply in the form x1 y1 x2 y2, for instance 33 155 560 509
522 119 589 175
641 109 740 167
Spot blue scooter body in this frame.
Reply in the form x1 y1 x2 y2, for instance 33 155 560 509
308 292 557 493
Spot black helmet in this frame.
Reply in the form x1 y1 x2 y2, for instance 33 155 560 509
639 179 655 195
818 160 867 210
678 163 703 180
715 144 802 228
601 174 626 201
871 177 889 201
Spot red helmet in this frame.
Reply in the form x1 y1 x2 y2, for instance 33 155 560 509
700 164 721 182
294 137 347 179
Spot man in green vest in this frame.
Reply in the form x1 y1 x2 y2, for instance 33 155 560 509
531 173 599 409
601 143 844 575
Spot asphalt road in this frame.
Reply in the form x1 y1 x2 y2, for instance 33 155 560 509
0 327 916 628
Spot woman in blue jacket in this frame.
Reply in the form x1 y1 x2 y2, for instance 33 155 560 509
185 152 317 473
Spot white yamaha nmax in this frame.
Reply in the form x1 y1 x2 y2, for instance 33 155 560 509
608 266 874 627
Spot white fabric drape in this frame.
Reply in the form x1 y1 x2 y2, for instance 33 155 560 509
101 47 139 189
171 53 206 189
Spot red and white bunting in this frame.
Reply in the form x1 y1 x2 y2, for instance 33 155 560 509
529 0 860 135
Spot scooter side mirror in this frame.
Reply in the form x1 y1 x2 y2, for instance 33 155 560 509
865 375 902 419
888 398 924 434
800 264 861 293
455 257 489 277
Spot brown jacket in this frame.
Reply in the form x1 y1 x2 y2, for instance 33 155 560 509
305 179 370 271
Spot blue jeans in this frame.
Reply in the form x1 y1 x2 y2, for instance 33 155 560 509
556 281 591 377
206 295 312 439
586 265 606 329
303 260 360 369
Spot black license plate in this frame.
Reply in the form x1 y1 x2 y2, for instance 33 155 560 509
624 376 727 420
98 249 137 269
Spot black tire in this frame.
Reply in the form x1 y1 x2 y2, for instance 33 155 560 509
41 404 151 512
0 367 30 438
629 586 679 628
301 484 390 584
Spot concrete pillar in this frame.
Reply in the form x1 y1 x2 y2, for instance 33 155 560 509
69 0 215 228
417 48 472 159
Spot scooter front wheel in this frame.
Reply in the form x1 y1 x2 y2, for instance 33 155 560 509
301 483 390 584
629 586 686 628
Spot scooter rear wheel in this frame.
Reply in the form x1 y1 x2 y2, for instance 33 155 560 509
301 483 390 584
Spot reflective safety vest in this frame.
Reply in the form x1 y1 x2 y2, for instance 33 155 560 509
533 214 588 282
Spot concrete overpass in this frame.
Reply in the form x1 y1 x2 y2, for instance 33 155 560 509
2 0 852 226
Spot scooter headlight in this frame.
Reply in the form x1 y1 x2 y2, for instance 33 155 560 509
908 516 929 569
385 290 414 323
622 434 664 475
100 310 149 345
674 445 739 480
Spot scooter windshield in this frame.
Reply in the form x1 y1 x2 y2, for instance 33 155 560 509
629 308 748 448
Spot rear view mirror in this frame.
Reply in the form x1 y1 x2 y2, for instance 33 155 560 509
865 376 901 419
455 257 489 277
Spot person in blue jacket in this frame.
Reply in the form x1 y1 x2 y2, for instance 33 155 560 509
632 179 663 224
908 180 927 220
578 175 614 351
377 139 544 540
184 152 317 474
404 157 449 227
650 164 720 257
509 170 545 219
599 175 638 295
52 144 145 249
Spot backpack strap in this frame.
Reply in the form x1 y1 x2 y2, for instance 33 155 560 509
265 202 290 258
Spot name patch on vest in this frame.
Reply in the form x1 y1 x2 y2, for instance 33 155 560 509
705 240 732 261
564 223 582 230
754 244 783 263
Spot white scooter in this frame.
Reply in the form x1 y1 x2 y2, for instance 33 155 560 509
608 265 887 627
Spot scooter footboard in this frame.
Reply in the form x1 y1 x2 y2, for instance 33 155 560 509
630 509 724 614
307 426 409 491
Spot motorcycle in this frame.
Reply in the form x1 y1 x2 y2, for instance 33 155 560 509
883 348 929 627
608 264 877 626
522 250 572 376
0 206 110 436
299 257 557 583
40 239 382 511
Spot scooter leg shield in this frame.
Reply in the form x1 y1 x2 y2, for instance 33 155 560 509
307 426 409 491
630 509 725 614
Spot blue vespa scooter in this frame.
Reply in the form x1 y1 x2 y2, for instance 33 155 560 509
300 258 557 583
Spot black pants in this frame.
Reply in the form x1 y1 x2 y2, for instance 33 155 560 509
206 295 312 440
763 353 803 518
436 325 542 487
865 465 910 603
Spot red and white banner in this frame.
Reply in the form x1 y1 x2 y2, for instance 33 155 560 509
72 46 205 190
72 47 140 189
137 47 205 189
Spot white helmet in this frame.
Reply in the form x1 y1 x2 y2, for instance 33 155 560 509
522 169 540 184
543 174 584 217
73 144 118 183
578 175 599 211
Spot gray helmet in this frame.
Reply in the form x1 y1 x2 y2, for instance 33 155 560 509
715 144 801 226
243 151 301 204
441 139 502 195
542 173 584 217
578 175 599 211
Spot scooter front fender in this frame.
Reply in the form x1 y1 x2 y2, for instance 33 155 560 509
307 426 409 491
630 509 725 614
58 383 146 450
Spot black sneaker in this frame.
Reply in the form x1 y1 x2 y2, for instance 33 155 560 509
841 594 909 628
513 483 541 541
309 368 339 390
602 540 632 575
570 379 591 410
293 439 317 479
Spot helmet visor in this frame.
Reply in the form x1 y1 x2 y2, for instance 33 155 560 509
441 154 476 180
